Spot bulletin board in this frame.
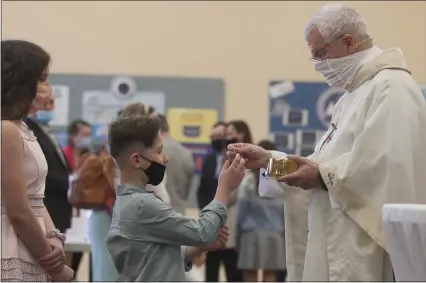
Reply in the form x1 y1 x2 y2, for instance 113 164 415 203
269 81 426 157
48 74 225 207
268 80 345 156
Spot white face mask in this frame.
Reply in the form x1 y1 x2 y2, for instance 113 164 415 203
312 39 374 89
313 51 367 89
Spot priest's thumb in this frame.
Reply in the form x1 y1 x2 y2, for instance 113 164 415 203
286 154 307 164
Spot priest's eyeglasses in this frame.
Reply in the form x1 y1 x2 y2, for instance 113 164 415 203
310 35 344 61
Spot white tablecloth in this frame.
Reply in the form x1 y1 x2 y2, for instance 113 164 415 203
382 204 426 281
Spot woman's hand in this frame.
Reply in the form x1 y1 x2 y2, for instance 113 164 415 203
38 238 65 273
49 265 74 282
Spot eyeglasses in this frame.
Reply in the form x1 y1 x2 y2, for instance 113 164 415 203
310 35 344 61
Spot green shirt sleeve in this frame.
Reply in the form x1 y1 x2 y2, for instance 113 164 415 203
132 195 228 246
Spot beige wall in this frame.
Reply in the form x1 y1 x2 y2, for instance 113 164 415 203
3 1 426 141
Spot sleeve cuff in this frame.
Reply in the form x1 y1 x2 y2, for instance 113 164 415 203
270 150 288 159
318 170 328 191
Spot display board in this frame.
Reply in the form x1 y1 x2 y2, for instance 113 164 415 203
269 81 426 157
268 80 345 156
48 74 225 207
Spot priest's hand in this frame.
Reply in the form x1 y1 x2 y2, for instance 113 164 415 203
226 143 271 169
277 155 321 190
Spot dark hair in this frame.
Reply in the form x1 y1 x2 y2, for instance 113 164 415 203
120 103 155 117
227 120 253 144
1 40 51 120
108 115 163 160
157 114 169 132
213 121 226 128
258 140 276 151
67 119 91 145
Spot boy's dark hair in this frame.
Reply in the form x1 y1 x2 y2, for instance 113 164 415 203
1 40 51 120
120 103 155 117
157 114 169 132
108 115 163 160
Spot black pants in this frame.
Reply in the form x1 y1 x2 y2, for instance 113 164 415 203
205 249 243 282
71 252 83 279
276 270 287 282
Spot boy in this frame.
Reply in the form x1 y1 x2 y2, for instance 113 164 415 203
106 115 246 281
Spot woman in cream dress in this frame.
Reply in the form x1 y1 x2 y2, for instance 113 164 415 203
1 40 73 281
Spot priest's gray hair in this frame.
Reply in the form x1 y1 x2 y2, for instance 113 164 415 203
303 4 369 44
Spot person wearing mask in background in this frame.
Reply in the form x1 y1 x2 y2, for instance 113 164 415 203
227 4 426 281
62 119 92 278
63 119 93 171
206 120 250 282
26 96 73 241
197 122 227 212
1 39 74 281
236 140 286 282
157 114 194 214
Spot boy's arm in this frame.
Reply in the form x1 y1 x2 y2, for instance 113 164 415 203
133 195 228 247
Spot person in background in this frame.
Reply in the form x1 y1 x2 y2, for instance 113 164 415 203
1 39 74 281
236 140 286 282
203 120 251 282
196 122 227 211
26 96 73 236
63 119 93 171
157 114 194 214
62 119 92 278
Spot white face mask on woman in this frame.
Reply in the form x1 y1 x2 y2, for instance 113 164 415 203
312 39 376 89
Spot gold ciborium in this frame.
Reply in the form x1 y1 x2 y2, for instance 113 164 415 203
264 158 298 179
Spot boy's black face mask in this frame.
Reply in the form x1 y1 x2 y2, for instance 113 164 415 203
138 154 166 186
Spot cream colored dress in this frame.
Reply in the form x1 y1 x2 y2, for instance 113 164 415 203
1 122 49 281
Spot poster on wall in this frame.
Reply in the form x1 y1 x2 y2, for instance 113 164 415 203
167 108 218 144
82 91 165 124
268 80 345 156
82 76 165 125
50 85 70 126
167 107 218 174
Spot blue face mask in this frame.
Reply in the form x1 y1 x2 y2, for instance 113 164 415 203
36 111 54 125
75 136 92 149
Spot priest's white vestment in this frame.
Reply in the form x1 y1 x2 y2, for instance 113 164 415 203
260 47 426 281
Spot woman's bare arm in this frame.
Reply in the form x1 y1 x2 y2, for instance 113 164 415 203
1 121 52 258
43 207 56 232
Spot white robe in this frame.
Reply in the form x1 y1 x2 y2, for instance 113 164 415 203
260 47 426 281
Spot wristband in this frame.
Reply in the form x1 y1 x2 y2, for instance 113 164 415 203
46 229 66 245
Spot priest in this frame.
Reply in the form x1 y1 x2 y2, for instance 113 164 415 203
227 3 426 281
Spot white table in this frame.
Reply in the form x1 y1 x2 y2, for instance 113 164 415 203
383 204 426 281
64 236 92 281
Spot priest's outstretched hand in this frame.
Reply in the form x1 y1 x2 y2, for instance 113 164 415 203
277 155 321 190
226 143 271 169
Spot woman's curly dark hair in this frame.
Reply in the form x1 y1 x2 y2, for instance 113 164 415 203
1 40 50 120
